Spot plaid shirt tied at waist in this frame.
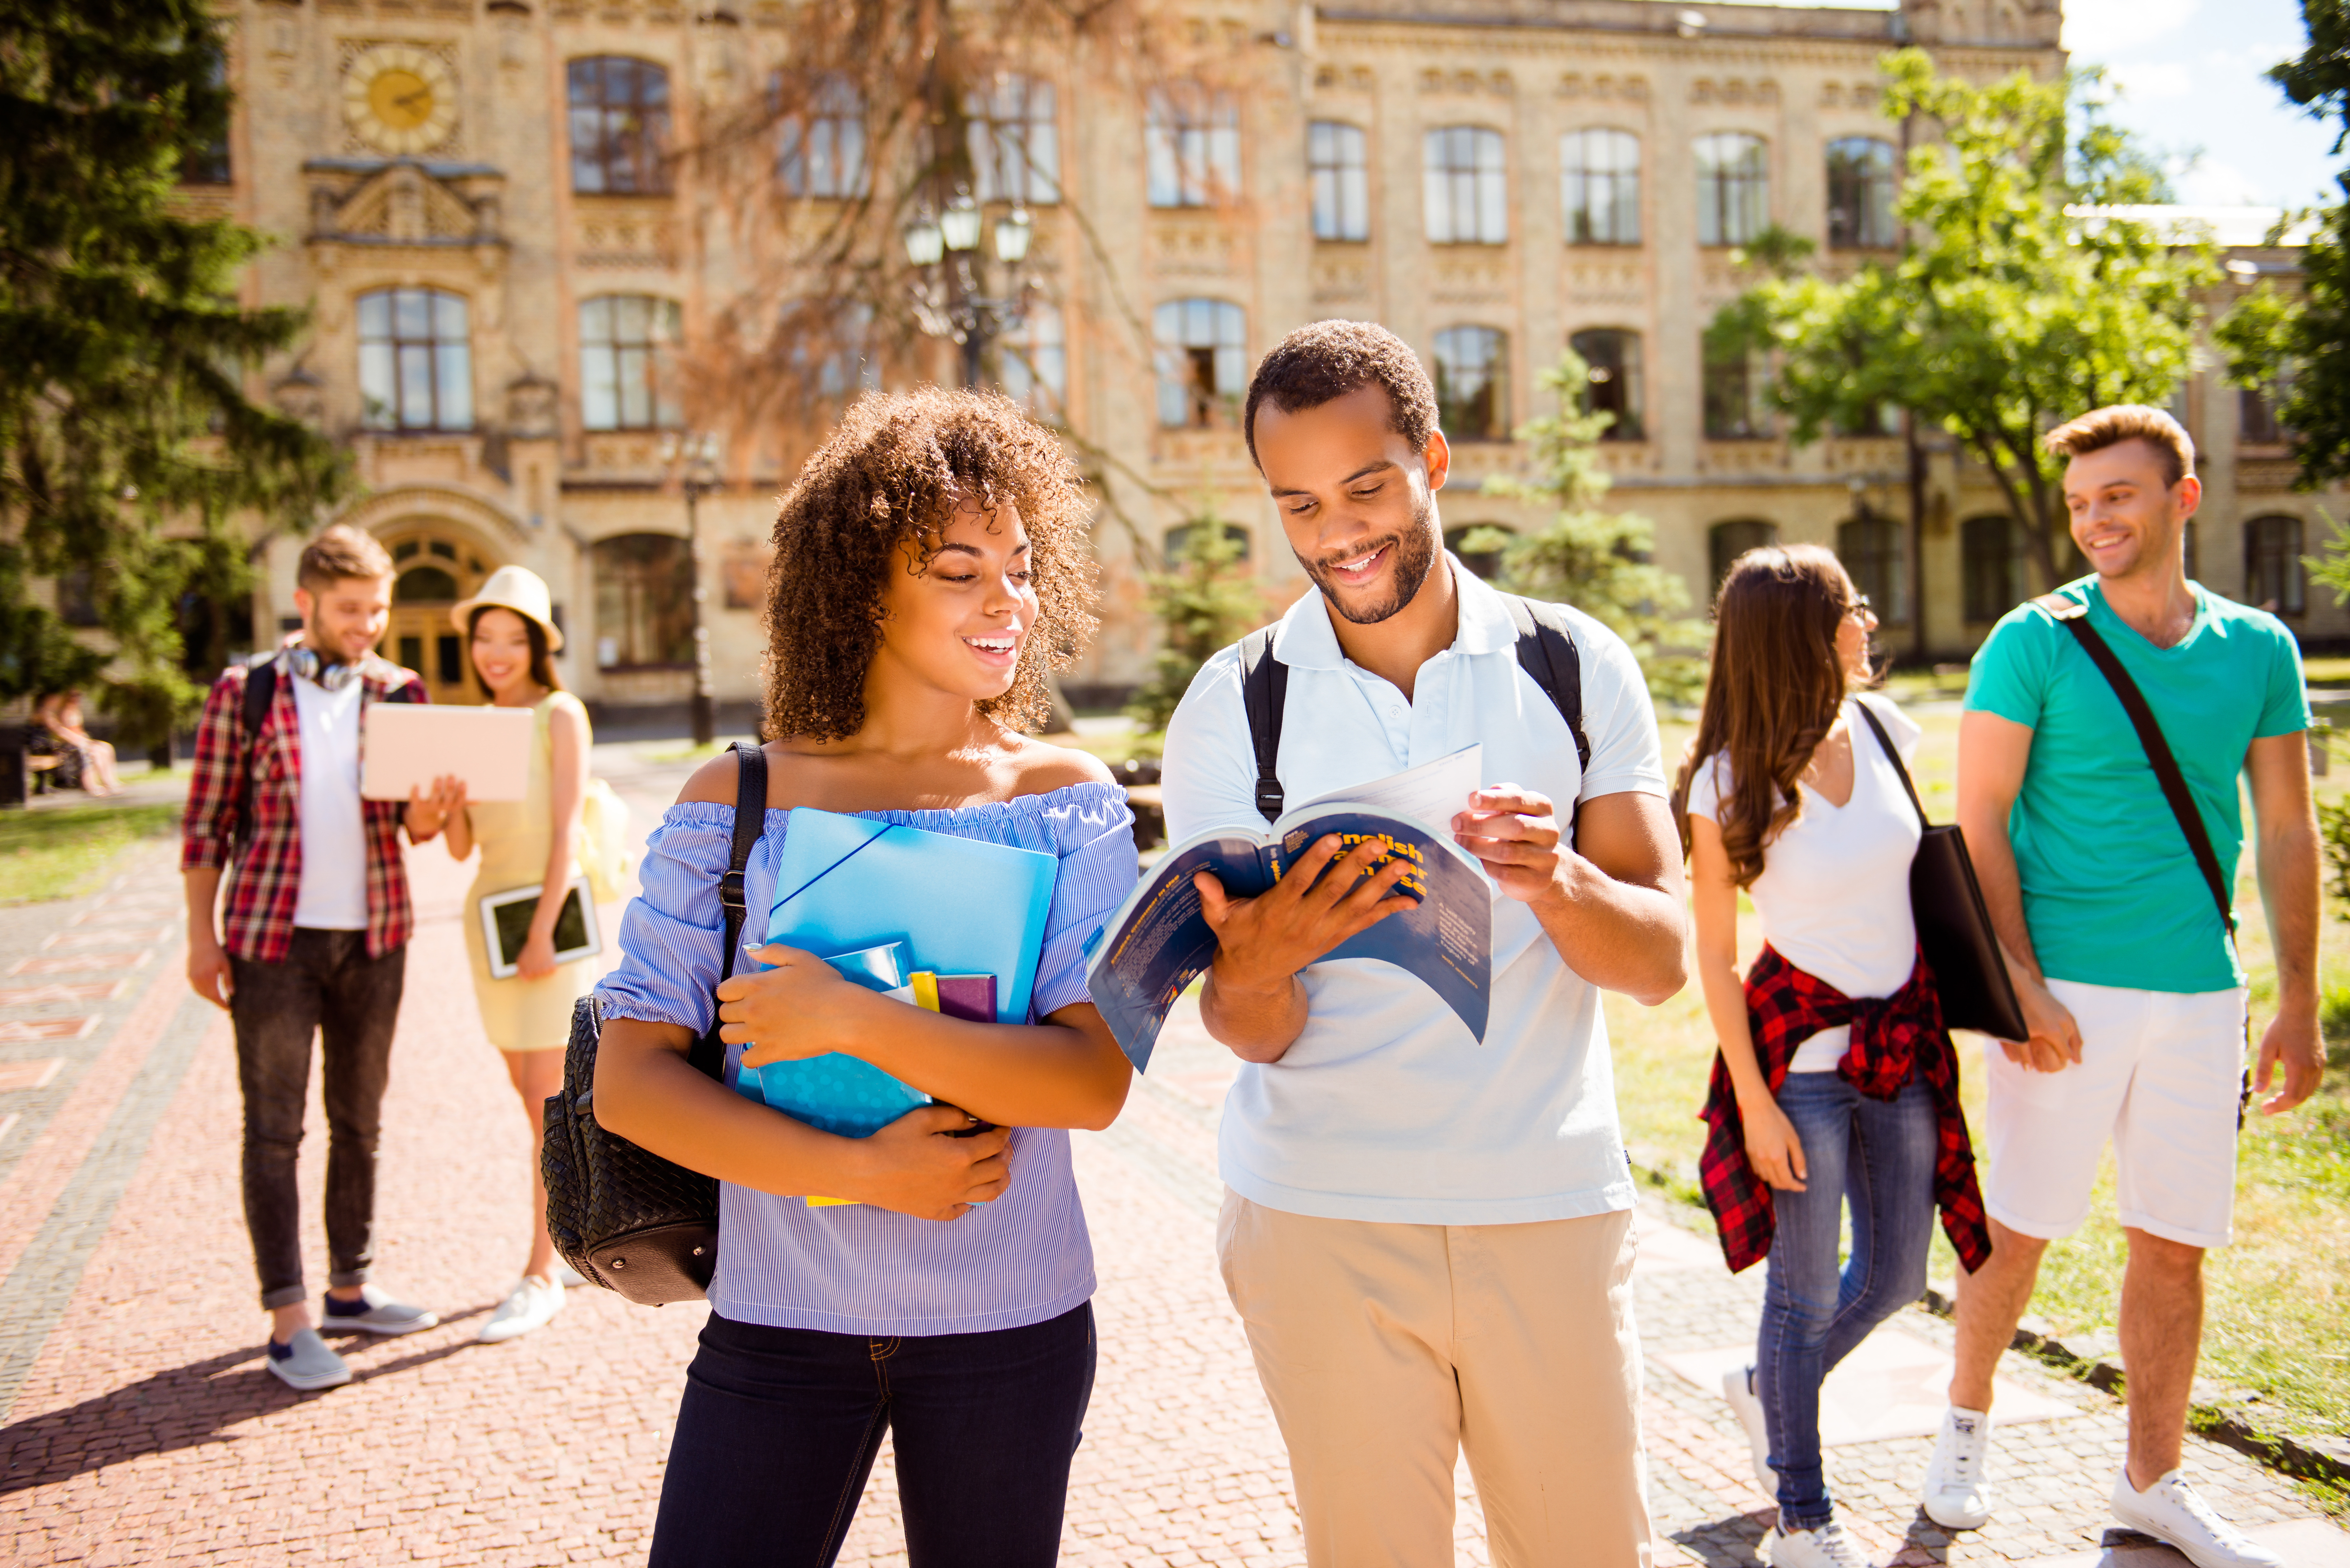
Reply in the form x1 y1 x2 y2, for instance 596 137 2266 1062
180 654 429 965
1698 943 1991 1277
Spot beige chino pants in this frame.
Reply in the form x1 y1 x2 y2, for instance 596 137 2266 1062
1218 1192 1653 1568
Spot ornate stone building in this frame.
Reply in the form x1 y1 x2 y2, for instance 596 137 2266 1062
186 0 2337 716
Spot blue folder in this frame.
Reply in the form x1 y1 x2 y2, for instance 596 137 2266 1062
733 808 1059 1138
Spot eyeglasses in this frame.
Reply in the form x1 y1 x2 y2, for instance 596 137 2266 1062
1844 594 1875 620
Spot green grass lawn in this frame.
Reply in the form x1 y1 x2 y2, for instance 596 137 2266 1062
1614 703 2350 1438
0 801 183 905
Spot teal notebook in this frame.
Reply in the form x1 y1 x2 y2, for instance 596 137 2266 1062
732 808 1059 1139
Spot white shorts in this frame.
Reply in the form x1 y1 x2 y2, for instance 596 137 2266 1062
1981 978 2249 1250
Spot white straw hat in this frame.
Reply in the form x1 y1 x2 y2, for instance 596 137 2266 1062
451 564 565 652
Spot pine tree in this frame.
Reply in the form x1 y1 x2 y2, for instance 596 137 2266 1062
1470 351 1705 702
1125 497 1265 734
0 0 345 749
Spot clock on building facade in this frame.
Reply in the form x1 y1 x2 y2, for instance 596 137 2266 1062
341 43 459 156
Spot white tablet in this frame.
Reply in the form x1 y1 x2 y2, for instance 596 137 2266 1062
361 703 533 801
479 878 603 979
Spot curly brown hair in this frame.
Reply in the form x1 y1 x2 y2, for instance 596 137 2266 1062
760 386 1098 742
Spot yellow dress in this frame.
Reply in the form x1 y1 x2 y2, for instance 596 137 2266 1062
461 691 598 1054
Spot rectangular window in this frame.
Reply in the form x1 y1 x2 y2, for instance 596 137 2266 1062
1826 137 1898 249
569 57 673 195
1561 128 1640 245
1154 298 1247 428
999 303 1067 413
1147 87 1239 208
1424 126 1507 244
1309 122 1369 241
359 287 472 431
777 74 869 199
969 75 1060 204
1703 346 1768 439
1569 328 1644 441
1433 327 1508 442
1695 132 1769 247
580 295 682 431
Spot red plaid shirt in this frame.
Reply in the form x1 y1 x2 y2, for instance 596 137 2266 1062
1698 943 1991 1276
180 653 430 964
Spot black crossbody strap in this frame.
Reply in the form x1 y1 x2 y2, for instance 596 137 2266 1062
2034 594 2235 936
1238 626 1288 825
1852 697 1929 828
689 740 769 1079
1504 595 1593 772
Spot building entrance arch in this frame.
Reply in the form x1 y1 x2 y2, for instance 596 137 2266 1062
373 517 505 705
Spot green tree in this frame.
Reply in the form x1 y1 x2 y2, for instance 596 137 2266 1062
1467 350 1705 703
1712 50 2212 592
1125 499 1265 735
2215 0 2350 489
0 0 345 750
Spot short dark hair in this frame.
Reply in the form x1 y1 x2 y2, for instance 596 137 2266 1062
1242 320 1439 469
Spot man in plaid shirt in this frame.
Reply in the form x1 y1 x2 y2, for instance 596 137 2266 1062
181 525 464 1392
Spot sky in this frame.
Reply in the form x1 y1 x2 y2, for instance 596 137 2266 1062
1784 0 2338 208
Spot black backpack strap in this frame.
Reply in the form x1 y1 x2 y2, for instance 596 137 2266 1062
689 740 769 1080
2034 594 2235 936
1237 627 1289 825
1503 595 1592 773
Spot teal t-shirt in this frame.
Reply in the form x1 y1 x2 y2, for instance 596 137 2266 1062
1964 577 2308 993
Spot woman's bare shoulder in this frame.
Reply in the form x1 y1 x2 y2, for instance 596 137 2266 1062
676 744 755 806
1006 735 1114 795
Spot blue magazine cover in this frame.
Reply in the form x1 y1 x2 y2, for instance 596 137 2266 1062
1083 748 1494 1073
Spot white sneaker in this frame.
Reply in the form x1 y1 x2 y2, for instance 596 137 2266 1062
1920 1406 1994 1530
1722 1363 1777 1493
2111 1468 2285 1568
477 1276 565 1343
1768 1520 1874 1568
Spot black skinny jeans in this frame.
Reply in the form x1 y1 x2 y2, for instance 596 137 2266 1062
651 1303 1097 1567
229 928 406 1310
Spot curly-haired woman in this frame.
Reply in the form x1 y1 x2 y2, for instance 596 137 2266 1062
593 388 1136 1568
1674 545 1988 1568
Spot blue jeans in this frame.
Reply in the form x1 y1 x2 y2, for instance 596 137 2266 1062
650 1303 1096 1566
1756 1064 1939 1529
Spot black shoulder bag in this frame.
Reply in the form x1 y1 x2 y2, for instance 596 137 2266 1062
1851 698 2030 1041
1238 593 1592 824
543 740 768 1305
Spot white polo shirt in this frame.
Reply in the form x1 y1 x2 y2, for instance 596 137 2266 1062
1160 557 1666 1226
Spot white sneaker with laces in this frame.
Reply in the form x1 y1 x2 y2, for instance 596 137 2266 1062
1722 1363 1777 1493
1920 1406 1994 1530
2111 1468 2284 1568
478 1276 565 1344
1768 1520 1874 1568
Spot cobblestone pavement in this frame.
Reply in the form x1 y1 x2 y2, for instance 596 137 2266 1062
1 774 2342 1564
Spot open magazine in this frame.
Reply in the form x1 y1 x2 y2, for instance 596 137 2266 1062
1084 746 1493 1072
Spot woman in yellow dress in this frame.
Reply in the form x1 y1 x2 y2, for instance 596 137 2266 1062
441 566 596 1342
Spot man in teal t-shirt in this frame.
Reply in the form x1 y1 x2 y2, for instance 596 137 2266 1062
1917 407 2321 1568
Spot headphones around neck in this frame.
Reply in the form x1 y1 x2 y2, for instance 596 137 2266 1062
283 644 364 693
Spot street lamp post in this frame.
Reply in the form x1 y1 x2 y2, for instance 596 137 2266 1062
904 193 1033 387
663 431 721 747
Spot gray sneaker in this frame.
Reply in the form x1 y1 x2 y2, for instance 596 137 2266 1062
319 1284 439 1336
265 1328 352 1391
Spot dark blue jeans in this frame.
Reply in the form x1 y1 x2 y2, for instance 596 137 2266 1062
650 1302 1097 1567
1757 1064 1938 1529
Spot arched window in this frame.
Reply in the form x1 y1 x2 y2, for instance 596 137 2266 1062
1709 519 1780 592
1836 514 1907 624
1147 85 1239 208
592 534 695 668
1703 341 1769 440
1310 122 1370 241
1444 523 1514 581
1424 126 1508 244
1154 298 1246 428
1433 326 1509 442
999 302 1066 413
579 295 682 431
1826 137 1898 249
969 74 1059 204
1569 328 1644 442
358 287 472 431
777 73 868 199
1962 515 2026 622
2246 515 2307 614
1164 522 1252 565
1695 132 1768 246
1561 128 1640 245
568 57 671 194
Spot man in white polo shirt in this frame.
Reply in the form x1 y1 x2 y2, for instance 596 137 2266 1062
1161 321 1688 1567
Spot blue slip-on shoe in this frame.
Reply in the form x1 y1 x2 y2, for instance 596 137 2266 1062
319 1284 439 1336
265 1328 352 1392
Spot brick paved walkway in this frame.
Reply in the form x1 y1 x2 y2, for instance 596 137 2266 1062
1 786 2341 1565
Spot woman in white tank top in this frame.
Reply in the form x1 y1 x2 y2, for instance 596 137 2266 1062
1673 544 1983 1568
